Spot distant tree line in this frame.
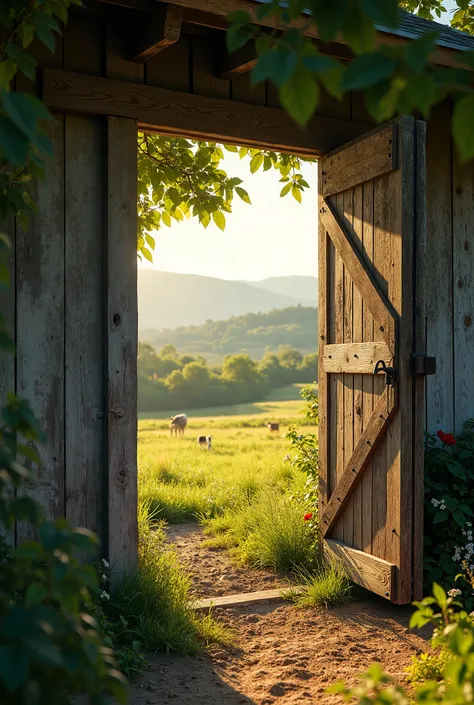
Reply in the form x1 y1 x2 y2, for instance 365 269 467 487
140 306 318 361
138 343 318 412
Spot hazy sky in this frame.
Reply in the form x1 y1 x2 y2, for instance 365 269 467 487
138 2 457 282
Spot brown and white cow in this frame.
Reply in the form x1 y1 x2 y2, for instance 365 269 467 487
170 413 187 437
267 422 280 433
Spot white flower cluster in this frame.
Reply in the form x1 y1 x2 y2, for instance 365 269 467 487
283 454 291 462
100 590 110 601
431 497 447 510
452 523 474 567
102 558 109 569
448 588 462 597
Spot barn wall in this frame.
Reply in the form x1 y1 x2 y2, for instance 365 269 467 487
423 102 474 436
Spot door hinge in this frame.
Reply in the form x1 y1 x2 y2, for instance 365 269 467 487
410 353 436 376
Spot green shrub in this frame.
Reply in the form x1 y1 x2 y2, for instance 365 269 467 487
423 421 474 607
405 648 452 686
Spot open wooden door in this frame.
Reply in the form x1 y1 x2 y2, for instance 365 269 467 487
318 116 426 605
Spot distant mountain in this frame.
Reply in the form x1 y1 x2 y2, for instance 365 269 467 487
138 270 317 330
242 276 318 303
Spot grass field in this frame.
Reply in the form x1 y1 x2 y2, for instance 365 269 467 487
138 385 318 570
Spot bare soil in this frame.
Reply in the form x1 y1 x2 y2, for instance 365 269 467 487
132 523 431 705
165 523 295 598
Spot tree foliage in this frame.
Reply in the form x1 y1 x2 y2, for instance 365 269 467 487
137 133 312 259
227 0 474 159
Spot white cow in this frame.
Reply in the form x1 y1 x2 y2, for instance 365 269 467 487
170 413 187 437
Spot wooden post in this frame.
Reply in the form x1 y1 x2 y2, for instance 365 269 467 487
106 116 138 576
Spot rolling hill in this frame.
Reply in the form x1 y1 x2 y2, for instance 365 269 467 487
242 275 317 303
138 270 317 330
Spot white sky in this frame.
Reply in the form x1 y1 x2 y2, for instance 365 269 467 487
138 3 457 282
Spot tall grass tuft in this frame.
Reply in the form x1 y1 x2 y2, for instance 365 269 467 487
204 490 317 573
286 563 351 608
110 500 230 654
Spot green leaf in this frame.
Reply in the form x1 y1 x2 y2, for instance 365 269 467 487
235 187 251 204
280 67 319 127
25 584 48 608
447 459 467 480
453 509 467 528
404 32 438 72
251 51 298 87
224 144 238 152
432 582 447 608
226 24 253 53
341 52 397 91
361 0 398 27
280 183 292 197
292 184 302 203
145 233 156 249
212 211 226 231
453 94 474 162
36 25 56 53
0 60 17 89
162 212 172 228
433 511 446 524
0 116 29 165
250 153 264 173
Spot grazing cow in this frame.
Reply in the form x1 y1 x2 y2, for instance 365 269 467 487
170 413 187 437
267 422 280 433
197 435 212 450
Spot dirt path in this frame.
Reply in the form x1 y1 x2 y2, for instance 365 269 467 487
132 524 431 705
166 523 295 598
132 599 430 705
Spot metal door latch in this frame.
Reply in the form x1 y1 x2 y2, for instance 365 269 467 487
410 353 436 376
374 359 395 386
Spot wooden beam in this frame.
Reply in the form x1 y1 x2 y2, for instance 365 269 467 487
42 68 371 156
321 391 396 537
219 42 257 78
323 539 395 600
130 4 182 62
319 202 397 352
323 342 392 374
321 124 396 197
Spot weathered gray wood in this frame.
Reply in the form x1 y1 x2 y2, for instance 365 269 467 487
64 116 105 540
0 219 16 545
16 118 65 539
453 152 474 433
42 68 371 157
146 35 191 92
322 342 391 374
424 102 454 434
321 125 396 197
106 116 138 576
193 587 303 611
323 539 395 600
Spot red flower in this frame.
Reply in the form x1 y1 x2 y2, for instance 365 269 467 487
304 513 313 521
437 430 456 446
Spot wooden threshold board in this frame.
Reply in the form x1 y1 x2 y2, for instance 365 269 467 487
193 586 304 611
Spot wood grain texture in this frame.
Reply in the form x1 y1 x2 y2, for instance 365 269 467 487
342 187 354 547
320 202 396 352
321 391 395 537
146 35 191 91
318 190 329 516
219 42 257 78
106 117 138 576
412 120 427 601
64 116 105 539
321 125 396 197
352 183 364 551
42 68 370 156
424 101 454 434
130 4 182 62
453 153 474 432
16 118 65 539
322 342 392 374
191 34 230 99
323 539 395 600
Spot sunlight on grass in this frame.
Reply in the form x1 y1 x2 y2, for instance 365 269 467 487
285 564 351 608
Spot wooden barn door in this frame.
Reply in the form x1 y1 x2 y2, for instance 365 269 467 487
318 116 426 605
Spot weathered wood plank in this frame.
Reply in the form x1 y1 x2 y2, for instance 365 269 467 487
42 68 370 157
334 191 345 542
425 101 454 434
323 342 392 374
323 539 395 600
352 183 364 551
192 35 230 99
342 187 354 547
219 43 257 78
194 587 302 611
130 4 182 61
318 189 329 516
321 391 395 537
321 125 396 197
453 152 474 432
412 120 427 601
320 202 396 352
146 35 191 91
361 180 375 555
106 116 138 576
63 11 104 75
16 118 65 539
64 116 105 539
106 20 144 83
